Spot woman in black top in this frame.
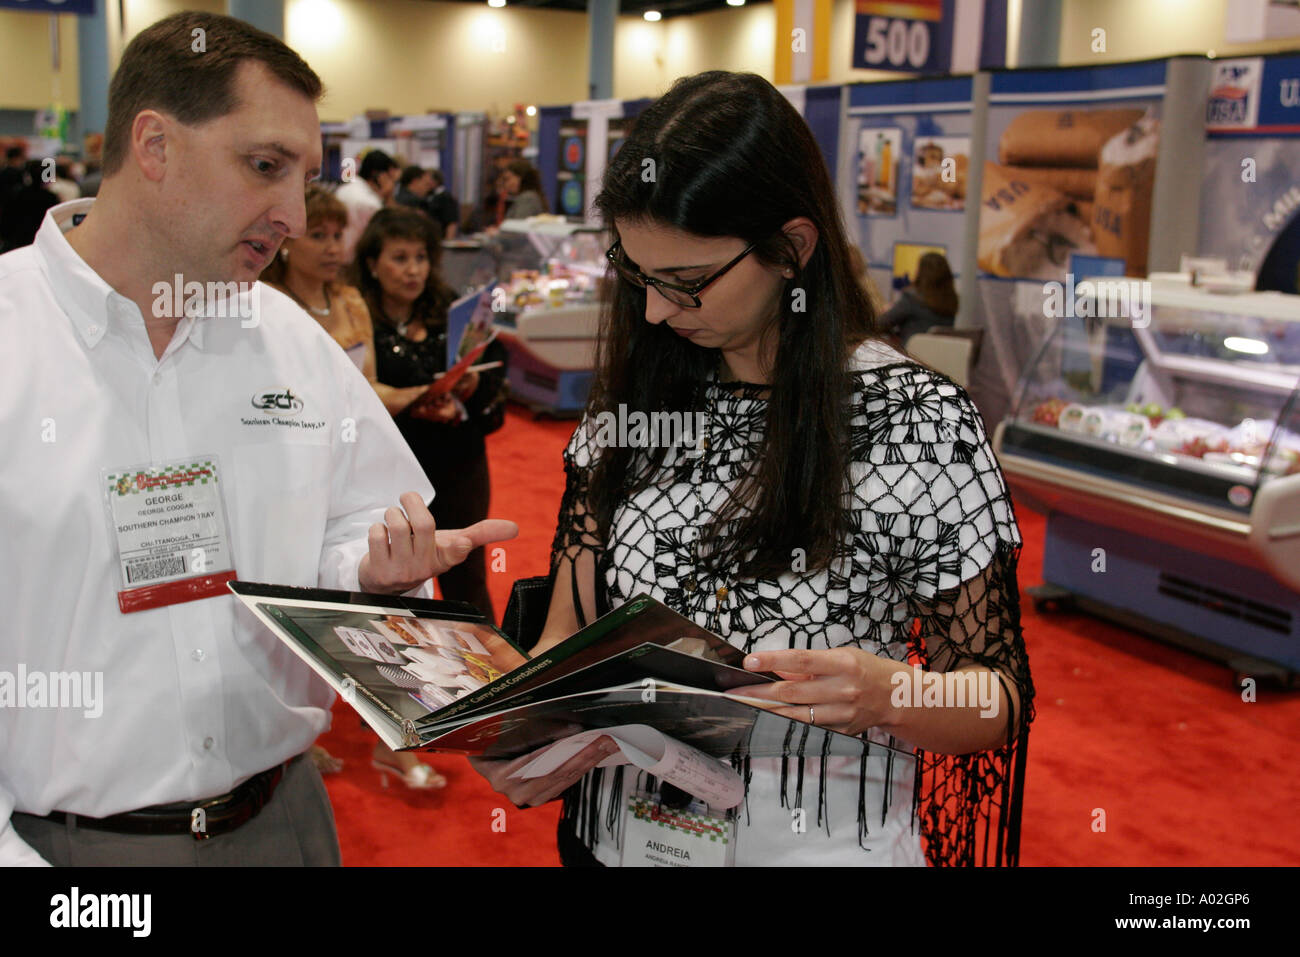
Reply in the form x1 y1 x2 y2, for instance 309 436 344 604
354 208 508 618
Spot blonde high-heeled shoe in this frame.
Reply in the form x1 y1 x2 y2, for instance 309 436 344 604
371 756 447 790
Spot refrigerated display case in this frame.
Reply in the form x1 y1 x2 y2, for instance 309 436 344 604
491 223 607 415
993 278 1300 677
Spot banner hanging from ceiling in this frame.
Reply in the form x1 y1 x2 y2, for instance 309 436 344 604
850 0 1003 75
0 0 94 13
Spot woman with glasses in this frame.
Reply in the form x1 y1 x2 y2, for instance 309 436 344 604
472 71 1033 867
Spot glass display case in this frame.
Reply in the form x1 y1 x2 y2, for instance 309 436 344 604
993 279 1300 675
490 224 608 415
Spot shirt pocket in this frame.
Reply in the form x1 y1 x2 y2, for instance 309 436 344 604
230 439 332 586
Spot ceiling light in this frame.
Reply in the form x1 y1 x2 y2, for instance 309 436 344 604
644 10 661 21
488 0 506 7
727 0 745 5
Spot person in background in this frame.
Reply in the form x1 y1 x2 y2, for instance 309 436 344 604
262 184 374 374
877 251 959 348
263 186 453 790
336 148 399 261
466 169 507 233
395 165 458 239
49 159 82 204
80 161 104 198
394 164 433 212
425 169 460 240
355 208 508 624
501 159 547 221
0 144 27 208
0 160 59 252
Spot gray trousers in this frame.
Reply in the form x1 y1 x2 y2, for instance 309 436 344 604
11 755 341 866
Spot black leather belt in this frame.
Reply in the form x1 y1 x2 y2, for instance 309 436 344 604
38 758 294 840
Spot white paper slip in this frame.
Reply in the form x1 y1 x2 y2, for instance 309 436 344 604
510 723 744 809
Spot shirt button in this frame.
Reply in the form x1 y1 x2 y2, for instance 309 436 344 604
191 649 206 662
203 737 214 750
684 579 697 592
716 586 729 600
87 324 99 335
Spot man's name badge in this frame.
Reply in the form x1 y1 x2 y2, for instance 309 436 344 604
620 793 736 868
101 456 237 613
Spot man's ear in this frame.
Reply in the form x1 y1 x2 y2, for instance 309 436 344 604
130 111 170 183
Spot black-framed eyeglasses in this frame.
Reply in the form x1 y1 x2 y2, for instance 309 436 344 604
605 239 758 308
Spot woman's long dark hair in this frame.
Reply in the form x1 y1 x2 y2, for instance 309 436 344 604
352 207 457 328
587 71 879 578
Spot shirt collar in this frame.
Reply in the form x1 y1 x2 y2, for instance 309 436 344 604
35 199 116 348
35 198 207 352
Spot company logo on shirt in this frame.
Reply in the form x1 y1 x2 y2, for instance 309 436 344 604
242 387 326 431
251 389 304 415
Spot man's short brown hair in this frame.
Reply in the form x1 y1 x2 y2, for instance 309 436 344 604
103 12 323 177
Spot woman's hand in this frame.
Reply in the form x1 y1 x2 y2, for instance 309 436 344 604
740 647 908 736
409 393 461 424
467 736 619 808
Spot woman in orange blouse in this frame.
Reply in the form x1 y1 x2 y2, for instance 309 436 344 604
262 185 448 790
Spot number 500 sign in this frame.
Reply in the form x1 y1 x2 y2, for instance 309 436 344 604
864 17 931 69
852 8 946 73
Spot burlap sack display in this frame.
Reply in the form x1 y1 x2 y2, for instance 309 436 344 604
1001 165 1097 200
998 109 1145 168
978 162 1095 279
1092 116 1160 276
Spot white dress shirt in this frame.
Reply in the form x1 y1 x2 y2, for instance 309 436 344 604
334 179 384 262
0 200 435 864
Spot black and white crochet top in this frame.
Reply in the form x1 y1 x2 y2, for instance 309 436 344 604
552 340 1034 866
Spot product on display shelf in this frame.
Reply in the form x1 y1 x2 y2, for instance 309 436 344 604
1093 116 1160 276
997 108 1146 168
978 162 1096 279
1001 165 1098 200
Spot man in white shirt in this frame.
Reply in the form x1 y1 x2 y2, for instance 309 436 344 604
335 150 398 261
0 12 515 866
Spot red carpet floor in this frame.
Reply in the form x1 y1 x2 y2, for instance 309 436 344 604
319 405 1300 866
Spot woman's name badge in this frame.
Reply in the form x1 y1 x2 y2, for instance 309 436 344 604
101 457 237 613
620 793 736 868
